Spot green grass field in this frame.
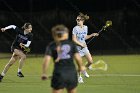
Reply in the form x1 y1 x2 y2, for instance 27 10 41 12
0 55 140 93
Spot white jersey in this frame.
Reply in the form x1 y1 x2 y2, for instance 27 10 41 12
72 25 90 57
72 25 88 44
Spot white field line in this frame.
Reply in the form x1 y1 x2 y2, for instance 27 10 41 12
6 74 140 77
1 74 140 88
89 74 140 77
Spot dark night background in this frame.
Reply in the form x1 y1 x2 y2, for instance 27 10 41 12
0 0 140 54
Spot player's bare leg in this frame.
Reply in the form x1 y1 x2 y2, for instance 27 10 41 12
2 53 19 74
0 52 19 82
78 60 89 83
14 49 26 77
85 52 94 70
17 50 26 71
67 87 77 93
52 89 64 93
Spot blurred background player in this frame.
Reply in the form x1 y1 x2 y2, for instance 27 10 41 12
0 23 33 82
72 13 99 83
41 24 86 93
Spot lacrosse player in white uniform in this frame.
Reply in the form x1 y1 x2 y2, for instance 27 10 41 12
72 13 99 83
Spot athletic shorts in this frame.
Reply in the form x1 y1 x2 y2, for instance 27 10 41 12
77 46 90 57
51 70 78 90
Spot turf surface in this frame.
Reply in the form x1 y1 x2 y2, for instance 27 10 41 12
0 55 140 93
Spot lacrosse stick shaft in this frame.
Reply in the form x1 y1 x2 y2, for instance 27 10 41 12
87 27 104 44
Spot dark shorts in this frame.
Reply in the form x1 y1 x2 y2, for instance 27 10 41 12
51 69 78 90
11 46 19 52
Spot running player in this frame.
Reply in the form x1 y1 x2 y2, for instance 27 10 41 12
0 23 33 82
41 24 85 93
72 13 99 83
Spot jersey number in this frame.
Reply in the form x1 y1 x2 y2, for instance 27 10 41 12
59 44 71 59
81 35 85 40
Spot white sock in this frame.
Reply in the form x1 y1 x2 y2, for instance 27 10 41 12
18 69 22 73
81 70 89 78
1 72 5 76
81 70 87 75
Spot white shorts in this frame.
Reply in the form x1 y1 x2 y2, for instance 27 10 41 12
77 46 90 57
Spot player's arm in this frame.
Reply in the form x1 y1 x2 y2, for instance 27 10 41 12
1 25 16 32
85 33 99 40
20 41 31 48
19 41 32 53
74 53 86 71
20 34 33 49
72 34 86 48
42 44 52 80
41 55 51 80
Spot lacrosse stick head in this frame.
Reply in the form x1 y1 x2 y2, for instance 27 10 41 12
103 20 112 30
106 20 112 27
92 60 108 71
22 46 30 54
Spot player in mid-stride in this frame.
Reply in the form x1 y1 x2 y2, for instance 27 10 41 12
72 13 99 83
0 23 33 82
41 24 86 93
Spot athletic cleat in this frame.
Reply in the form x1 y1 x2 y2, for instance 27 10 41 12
78 76 84 83
85 62 93 70
17 72 24 77
82 70 89 78
88 65 93 70
0 74 4 82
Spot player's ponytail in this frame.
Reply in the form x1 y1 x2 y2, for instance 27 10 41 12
22 23 31 29
78 12 89 21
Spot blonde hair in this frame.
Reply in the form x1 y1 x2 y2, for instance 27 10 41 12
78 12 89 21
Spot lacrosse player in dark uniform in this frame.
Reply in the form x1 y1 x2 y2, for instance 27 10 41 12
41 25 85 93
0 23 33 82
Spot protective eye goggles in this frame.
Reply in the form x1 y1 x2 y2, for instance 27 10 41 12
53 30 68 38
76 18 84 21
